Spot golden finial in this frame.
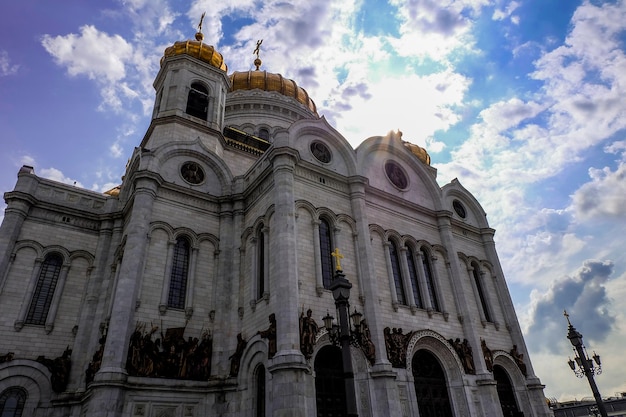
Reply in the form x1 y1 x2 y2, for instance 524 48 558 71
195 12 206 41
331 248 344 271
253 39 263 70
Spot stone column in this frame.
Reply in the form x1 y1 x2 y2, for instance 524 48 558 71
88 174 159 417
348 176 401 417
398 247 417 311
414 251 431 310
68 219 114 392
44 263 70 334
267 148 308 417
211 200 240 375
481 229 551 416
437 212 497 413
382 241 400 310
0 166 37 290
184 245 199 319
158 239 176 314
14 258 42 331
312 220 324 295
428 254 449 319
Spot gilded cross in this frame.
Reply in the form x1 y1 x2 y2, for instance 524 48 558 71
564 309 572 325
198 12 206 33
331 248 344 271
254 39 263 58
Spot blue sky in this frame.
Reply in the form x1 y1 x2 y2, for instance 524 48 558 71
1 0 626 401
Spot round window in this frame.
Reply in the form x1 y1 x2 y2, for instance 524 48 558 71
181 161 205 184
384 161 408 189
310 141 332 163
453 200 466 218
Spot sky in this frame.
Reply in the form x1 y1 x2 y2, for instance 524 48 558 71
1 0 625 402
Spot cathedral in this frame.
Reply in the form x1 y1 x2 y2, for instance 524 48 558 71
0 23 552 417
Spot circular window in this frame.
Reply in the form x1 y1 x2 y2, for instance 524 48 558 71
310 141 332 163
180 161 205 184
453 200 466 218
384 161 408 189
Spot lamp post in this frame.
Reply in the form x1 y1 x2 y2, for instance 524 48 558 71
564 310 607 417
322 248 359 417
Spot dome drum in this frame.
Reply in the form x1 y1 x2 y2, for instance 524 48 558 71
230 71 317 116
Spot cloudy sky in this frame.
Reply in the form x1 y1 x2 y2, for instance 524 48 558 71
1 0 625 401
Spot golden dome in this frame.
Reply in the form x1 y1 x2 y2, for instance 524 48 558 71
229 70 318 115
161 32 227 71
403 141 431 165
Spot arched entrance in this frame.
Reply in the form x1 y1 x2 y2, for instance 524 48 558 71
315 345 347 417
255 364 266 417
494 365 522 417
412 349 453 417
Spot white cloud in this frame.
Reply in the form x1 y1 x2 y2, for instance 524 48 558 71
0 50 19 76
572 160 626 220
42 25 133 82
39 167 84 188
492 1 520 21
529 269 626 400
331 70 471 146
20 155 36 167
388 0 485 60
436 3 626 293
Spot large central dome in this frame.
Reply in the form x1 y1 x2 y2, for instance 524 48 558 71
229 70 317 116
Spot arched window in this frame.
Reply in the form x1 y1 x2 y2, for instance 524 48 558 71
406 247 423 308
494 365 522 417
472 263 492 322
168 237 190 309
412 350 453 417
388 240 407 305
319 218 334 289
26 253 63 325
258 128 270 141
186 82 209 120
257 226 266 299
0 387 27 417
255 364 266 417
421 249 440 311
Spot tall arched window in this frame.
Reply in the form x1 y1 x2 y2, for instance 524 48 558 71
472 263 492 322
168 237 190 309
26 253 63 325
186 82 209 120
421 249 440 311
388 241 407 305
406 247 423 308
255 364 266 417
319 218 334 289
0 387 27 417
257 225 266 299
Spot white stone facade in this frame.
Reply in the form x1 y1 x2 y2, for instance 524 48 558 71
0 34 552 417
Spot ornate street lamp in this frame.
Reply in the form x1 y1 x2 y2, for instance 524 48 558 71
322 248 359 417
564 310 608 417
322 307 364 347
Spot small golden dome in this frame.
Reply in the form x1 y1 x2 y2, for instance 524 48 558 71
403 141 431 165
161 34 227 72
229 70 317 115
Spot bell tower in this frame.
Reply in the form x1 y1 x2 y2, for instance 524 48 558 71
151 14 230 133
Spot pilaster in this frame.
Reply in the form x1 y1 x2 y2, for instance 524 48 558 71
92 175 160 389
436 211 486 373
